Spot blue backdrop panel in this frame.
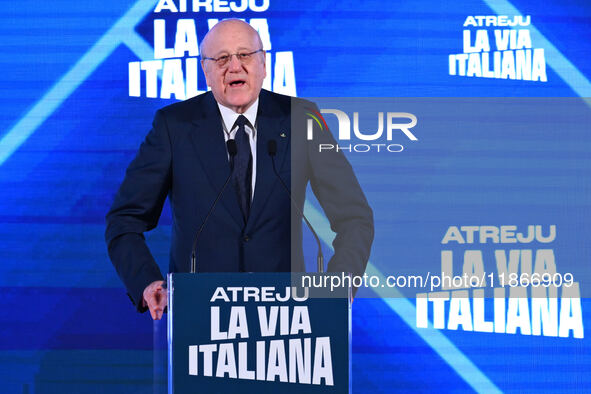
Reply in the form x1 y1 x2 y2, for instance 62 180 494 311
1 0 590 393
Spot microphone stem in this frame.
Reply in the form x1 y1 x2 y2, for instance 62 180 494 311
191 143 236 273
270 155 324 273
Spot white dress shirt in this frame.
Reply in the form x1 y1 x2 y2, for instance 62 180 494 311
217 99 258 199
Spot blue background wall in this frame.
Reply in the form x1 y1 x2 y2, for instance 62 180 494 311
1 0 590 392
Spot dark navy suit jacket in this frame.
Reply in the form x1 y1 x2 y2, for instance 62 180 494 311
106 90 373 312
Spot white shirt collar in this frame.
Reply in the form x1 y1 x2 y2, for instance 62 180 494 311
217 98 259 134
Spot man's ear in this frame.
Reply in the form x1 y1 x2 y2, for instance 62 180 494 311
200 60 211 87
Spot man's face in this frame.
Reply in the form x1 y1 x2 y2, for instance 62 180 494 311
201 21 266 114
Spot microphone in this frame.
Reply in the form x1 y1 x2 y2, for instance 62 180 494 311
267 140 324 273
191 140 237 273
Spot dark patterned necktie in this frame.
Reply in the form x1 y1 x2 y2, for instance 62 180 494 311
232 115 252 221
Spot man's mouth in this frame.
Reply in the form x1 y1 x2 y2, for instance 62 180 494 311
228 80 246 87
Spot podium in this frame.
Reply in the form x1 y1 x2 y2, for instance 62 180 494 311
167 273 351 393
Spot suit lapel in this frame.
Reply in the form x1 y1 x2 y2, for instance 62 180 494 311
248 91 290 229
189 93 244 229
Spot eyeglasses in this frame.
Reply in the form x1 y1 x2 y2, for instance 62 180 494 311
202 49 264 68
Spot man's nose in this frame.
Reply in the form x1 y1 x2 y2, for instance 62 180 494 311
227 54 243 71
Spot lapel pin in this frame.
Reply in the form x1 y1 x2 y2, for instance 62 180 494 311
280 132 286 138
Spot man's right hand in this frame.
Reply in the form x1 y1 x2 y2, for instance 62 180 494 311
143 280 167 320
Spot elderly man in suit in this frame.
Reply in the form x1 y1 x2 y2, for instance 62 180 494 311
106 19 373 320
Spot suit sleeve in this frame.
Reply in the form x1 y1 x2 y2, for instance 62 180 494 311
305 105 374 279
105 110 172 312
